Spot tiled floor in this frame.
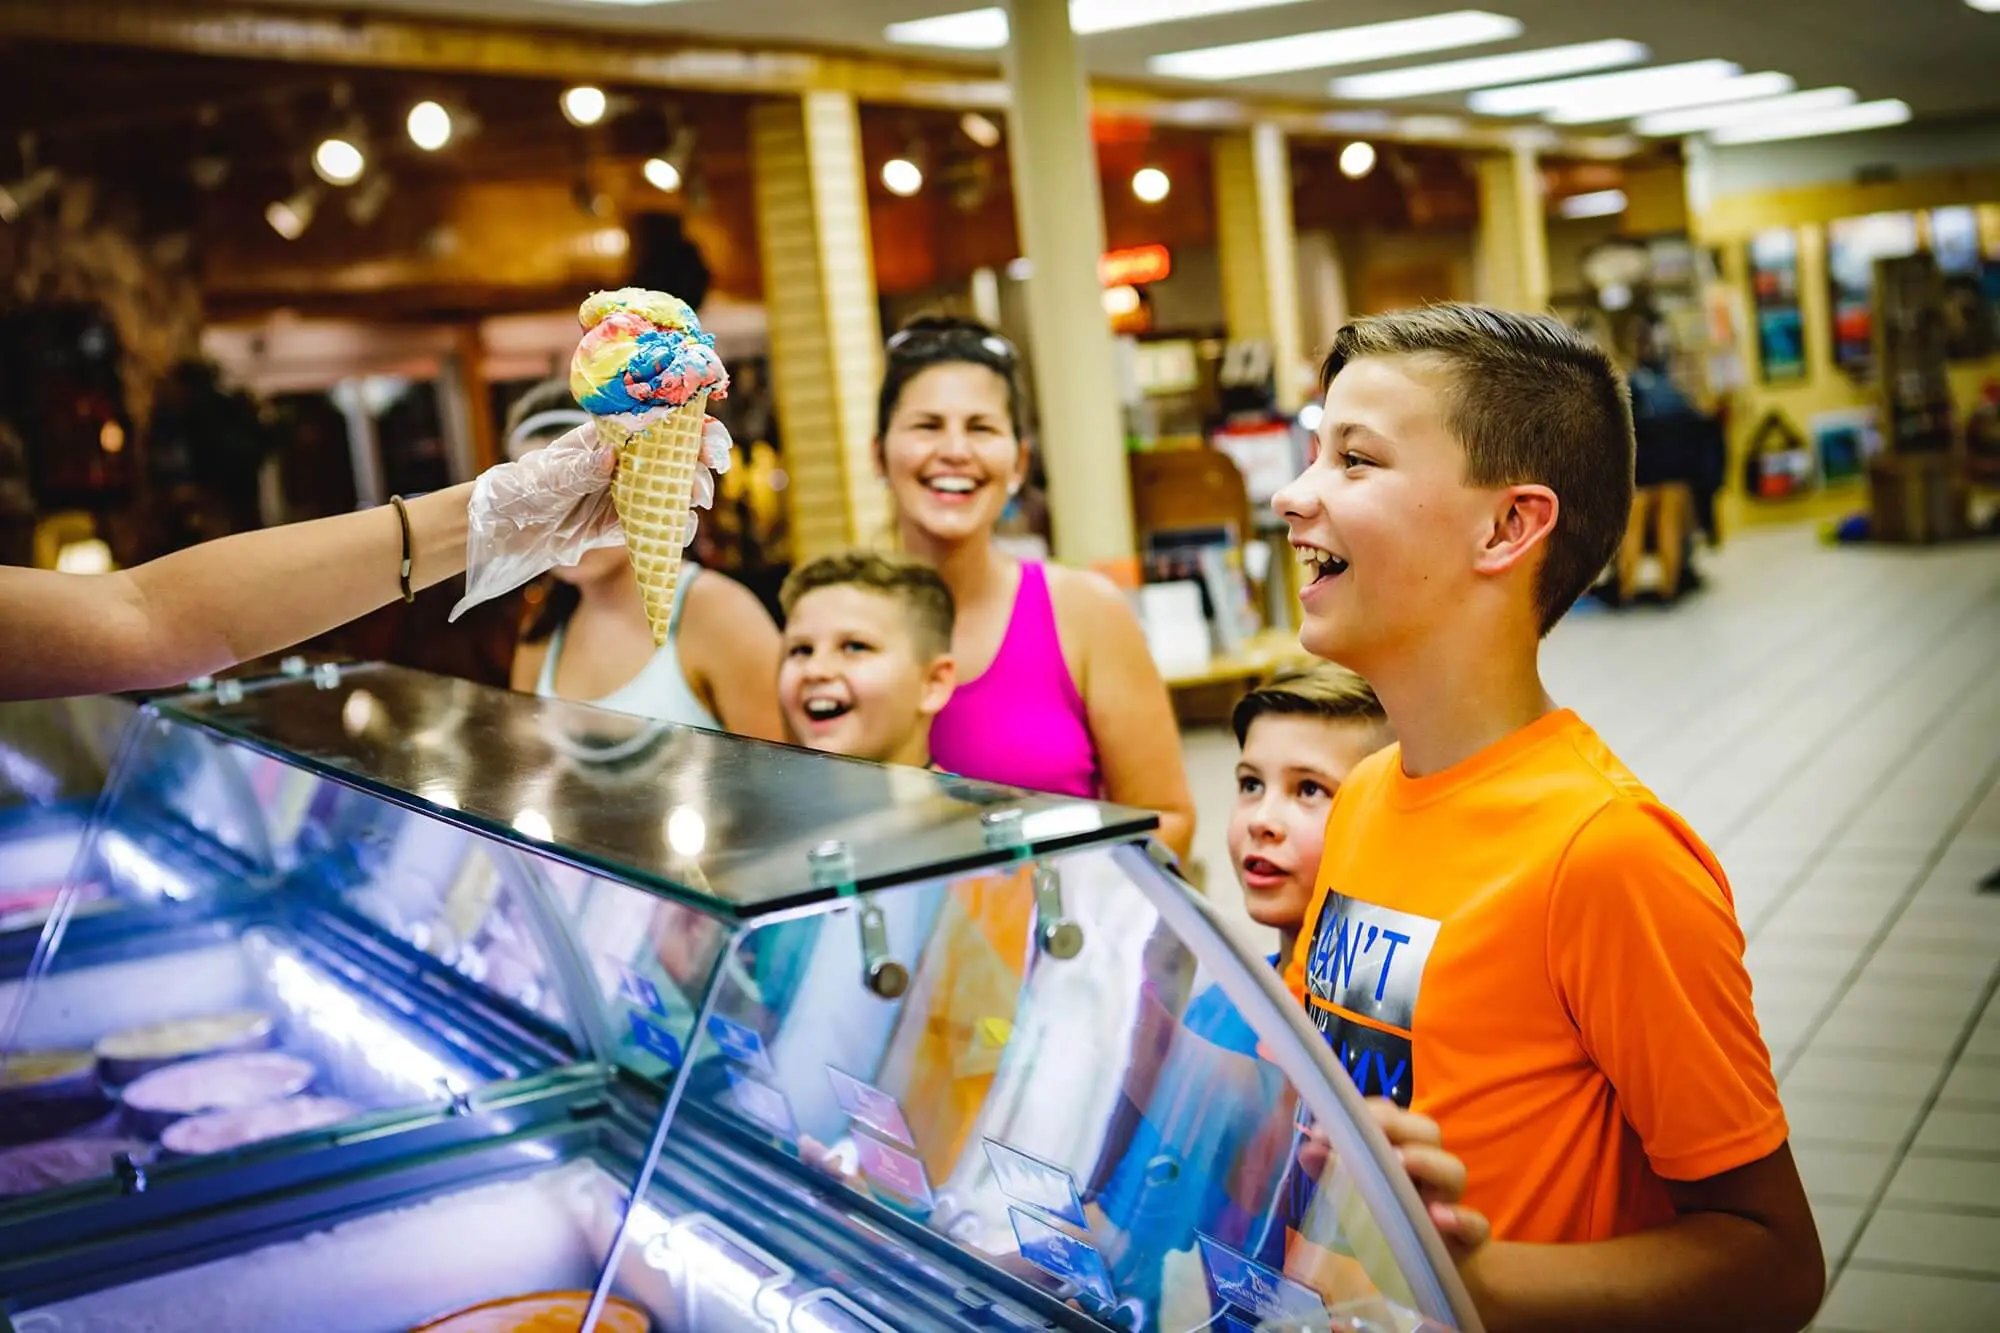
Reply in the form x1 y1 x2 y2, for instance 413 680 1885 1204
1180 522 2000 1330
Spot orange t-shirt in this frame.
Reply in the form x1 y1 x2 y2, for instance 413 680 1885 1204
1283 709 1788 1244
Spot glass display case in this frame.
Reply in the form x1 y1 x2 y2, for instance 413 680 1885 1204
0 664 1480 1333
0 695 135 939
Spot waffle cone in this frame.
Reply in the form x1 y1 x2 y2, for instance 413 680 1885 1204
597 391 708 646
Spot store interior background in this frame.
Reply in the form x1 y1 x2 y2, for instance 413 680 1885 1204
2 2 1999 1327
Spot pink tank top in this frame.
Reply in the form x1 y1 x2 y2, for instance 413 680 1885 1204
929 562 1101 799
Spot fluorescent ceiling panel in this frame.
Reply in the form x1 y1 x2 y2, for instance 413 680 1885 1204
886 7 1008 48
1709 98 1912 144
885 0 1320 49
1328 38 1646 100
1557 188 1627 219
1469 58 1740 115
1636 86 1856 136
1545 70 1795 124
1148 10 1523 81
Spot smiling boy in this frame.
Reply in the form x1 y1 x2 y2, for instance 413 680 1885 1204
1276 305 1822 1331
778 551 956 768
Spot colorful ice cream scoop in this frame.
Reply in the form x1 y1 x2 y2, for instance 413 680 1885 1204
569 286 728 416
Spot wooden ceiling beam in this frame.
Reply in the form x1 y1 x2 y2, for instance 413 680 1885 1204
0 0 1640 158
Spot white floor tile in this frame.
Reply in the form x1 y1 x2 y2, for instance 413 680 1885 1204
1851 1207 2000 1276
1911 1107 2000 1158
1818 1266 2000 1332
1883 1153 2000 1210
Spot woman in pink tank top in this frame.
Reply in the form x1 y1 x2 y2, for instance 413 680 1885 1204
874 316 1195 857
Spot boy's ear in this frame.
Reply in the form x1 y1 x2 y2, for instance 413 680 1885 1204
1473 483 1558 576
918 654 958 719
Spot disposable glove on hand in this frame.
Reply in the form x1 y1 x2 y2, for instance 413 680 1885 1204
450 424 620 621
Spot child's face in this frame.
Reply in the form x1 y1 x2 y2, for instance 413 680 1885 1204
1228 714 1389 933
1272 355 1504 670
779 586 954 766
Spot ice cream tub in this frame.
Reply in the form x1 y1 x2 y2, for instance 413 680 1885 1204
411 1291 650 1333
95 1009 276 1085
121 1051 315 1135
0 1050 112 1146
158 1094 359 1158
0 1135 147 1197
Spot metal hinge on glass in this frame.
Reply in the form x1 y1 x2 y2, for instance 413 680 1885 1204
809 840 907 1000
982 807 1082 961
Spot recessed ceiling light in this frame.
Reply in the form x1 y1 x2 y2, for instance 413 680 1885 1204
1967 0 1999 11
1636 86 1857 136
1329 39 1647 100
1148 10 1523 80
1469 58 1740 116
1545 70 1795 124
1708 98 1912 144
1132 166 1172 203
884 0 1320 50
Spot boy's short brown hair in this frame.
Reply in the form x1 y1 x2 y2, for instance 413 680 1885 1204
1318 303 1634 634
1233 663 1388 746
780 551 956 659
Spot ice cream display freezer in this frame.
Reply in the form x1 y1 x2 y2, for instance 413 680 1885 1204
0 664 1480 1333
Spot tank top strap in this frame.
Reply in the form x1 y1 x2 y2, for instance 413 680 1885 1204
999 562 1084 708
535 620 568 697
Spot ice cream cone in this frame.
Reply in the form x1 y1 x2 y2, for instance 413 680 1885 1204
596 393 709 647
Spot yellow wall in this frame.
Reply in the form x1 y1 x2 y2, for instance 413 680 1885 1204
1695 178 2000 527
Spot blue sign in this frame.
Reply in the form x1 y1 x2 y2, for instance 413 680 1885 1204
616 962 667 1018
628 1013 683 1067
708 1014 774 1075
1009 1208 1116 1309
1196 1234 1328 1325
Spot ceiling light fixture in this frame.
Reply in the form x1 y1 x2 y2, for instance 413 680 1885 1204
561 85 609 127
1967 0 1999 11
1150 10 1522 80
1329 39 1648 100
407 101 453 151
1338 141 1378 178
1544 70 1795 124
1132 166 1172 203
886 0 1321 50
959 112 1002 148
1557 188 1627 219
1469 58 1741 116
1636 86 1857 136
311 137 365 186
266 187 319 240
1707 98 1912 144
882 157 924 196
643 157 682 193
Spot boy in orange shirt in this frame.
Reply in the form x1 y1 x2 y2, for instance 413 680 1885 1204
1277 305 1822 1331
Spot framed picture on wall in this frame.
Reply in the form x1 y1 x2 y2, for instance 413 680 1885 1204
1747 228 1806 384
1826 211 1919 377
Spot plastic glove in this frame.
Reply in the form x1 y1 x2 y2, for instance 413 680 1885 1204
449 424 620 621
681 416 734 550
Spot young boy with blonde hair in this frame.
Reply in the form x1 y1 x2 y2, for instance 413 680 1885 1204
1277 304 1821 1330
778 551 956 767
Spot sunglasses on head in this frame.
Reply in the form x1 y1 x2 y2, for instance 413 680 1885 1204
885 325 1018 368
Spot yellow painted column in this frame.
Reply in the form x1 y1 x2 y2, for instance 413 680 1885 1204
1002 0 1135 567
1214 122 1309 411
1474 141 1551 313
749 91 887 560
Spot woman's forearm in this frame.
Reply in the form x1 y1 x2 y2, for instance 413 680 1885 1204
0 485 477 701
122 484 475 683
